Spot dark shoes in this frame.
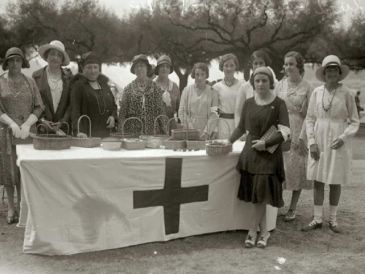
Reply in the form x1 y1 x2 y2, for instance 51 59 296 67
301 220 323 231
284 209 296 222
7 211 19 225
329 221 341 233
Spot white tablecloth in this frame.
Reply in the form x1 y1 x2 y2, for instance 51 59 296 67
17 142 277 255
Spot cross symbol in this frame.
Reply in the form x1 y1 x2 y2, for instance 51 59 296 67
133 158 209 235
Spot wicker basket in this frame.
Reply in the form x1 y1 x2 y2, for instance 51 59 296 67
186 140 207 151
163 139 186 150
122 138 146 150
32 123 72 150
71 115 101 148
206 142 232 156
139 114 170 149
171 129 200 140
101 137 121 151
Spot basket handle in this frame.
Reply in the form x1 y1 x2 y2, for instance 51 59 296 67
122 117 143 137
60 121 70 135
77 115 91 137
166 117 176 136
153 114 169 136
36 123 49 135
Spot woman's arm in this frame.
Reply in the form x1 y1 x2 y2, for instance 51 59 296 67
178 87 188 128
229 100 247 143
338 90 360 141
235 85 246 127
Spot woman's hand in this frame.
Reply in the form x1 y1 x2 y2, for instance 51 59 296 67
106 116 115 129
331 138 344 150
19 124 31 139
309 144 320 160
9 122 21 138
252 139 266 151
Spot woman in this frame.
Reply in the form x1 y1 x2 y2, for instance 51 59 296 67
154 55 180 127
33 40 72 134
0 47 44 224
71 53 117 138
274 51 313 221
302 55 359 233
240 50 276 100
229 67 290 248
119 54 166 135
213 54 246 139
178 62 218 138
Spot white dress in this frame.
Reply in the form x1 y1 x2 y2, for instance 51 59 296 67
213 80 246 139
306 84 359 185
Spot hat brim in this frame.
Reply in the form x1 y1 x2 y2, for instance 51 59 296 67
2 54 30 71
315 64 350 82
38 44 70 66
154 61 173 75
130 60 152 75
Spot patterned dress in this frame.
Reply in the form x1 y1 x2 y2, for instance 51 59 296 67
0 72 44 186
119 79 166 135
274 78 313 190
178 84 218 135
213 80 246 139
306 84 359 185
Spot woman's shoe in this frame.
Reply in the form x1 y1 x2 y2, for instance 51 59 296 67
257 232 271 248
7 211 19 225
329 221 341 233
284 209 296 222
301 219 323 232
244 233 257 248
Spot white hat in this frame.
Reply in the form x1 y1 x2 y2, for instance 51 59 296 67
38 40 70 66
315 55 349 82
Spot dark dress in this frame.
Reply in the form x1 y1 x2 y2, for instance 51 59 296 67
71 74 117 138
32 66 73 132
229 96 289 208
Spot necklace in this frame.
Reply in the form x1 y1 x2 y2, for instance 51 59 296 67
89 81 106 115
7 76 24 98
322 86 337 112
224 77 236 87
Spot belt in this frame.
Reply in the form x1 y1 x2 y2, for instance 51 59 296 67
219 112 234 119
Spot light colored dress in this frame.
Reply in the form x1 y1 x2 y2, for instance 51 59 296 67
275 78 313 190
213 80 245 139
306 84 359 185
178 84 218 135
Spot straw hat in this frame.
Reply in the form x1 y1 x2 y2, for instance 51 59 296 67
38 40 70 66
2 47 30 70
130 54 152 75
315 55 349 82
154 55 173 75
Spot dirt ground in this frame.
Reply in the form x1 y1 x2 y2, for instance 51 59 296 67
0 136 364 274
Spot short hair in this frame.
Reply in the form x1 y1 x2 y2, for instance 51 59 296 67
219 53 239 71
191 62 209 79
250 49 271 67
284 51 305 75
250 66 275 90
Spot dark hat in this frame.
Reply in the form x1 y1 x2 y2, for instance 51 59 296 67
82 52 101 66
130 54 152 74
154 55 173 75
2 47 30 70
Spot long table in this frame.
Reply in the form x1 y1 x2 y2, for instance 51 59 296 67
17 142 277 255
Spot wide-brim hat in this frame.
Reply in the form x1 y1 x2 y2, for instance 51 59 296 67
315 55 349 82
2 47 30 70
130 54 152 75
38 40 70 66
154 55 173 75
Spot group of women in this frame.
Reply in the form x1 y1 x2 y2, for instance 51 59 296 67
0 42 360 251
